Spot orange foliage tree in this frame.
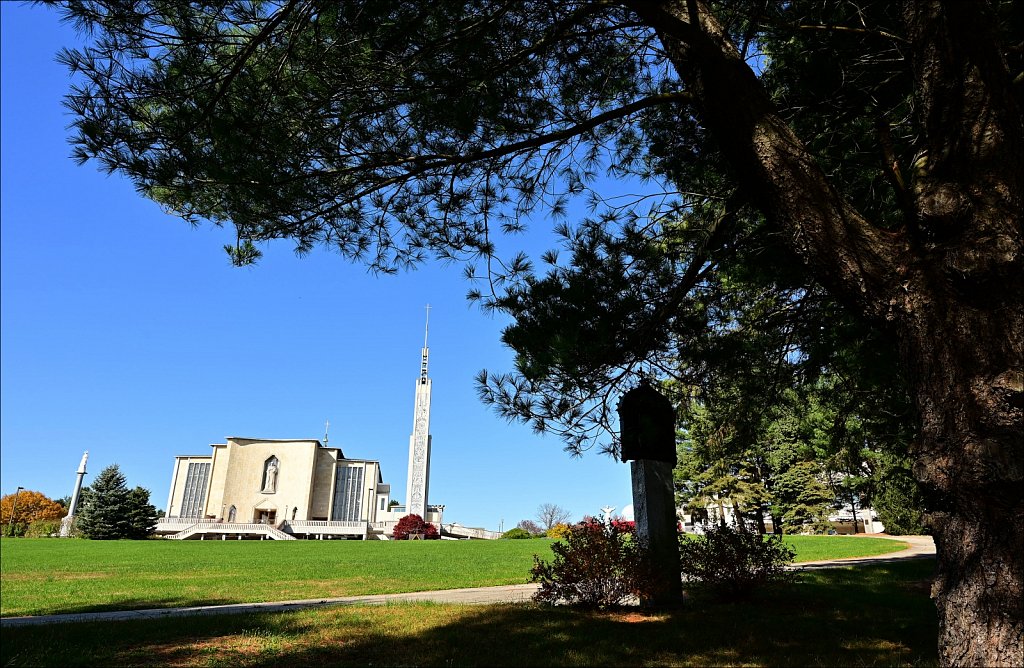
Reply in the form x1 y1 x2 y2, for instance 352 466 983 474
1 490 65 536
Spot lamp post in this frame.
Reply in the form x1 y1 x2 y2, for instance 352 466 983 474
7 486 25 537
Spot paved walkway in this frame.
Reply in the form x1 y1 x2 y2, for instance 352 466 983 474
0 534 934 629
793 534 935 569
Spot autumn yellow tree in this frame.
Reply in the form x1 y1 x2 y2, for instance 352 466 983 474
1 490 65 537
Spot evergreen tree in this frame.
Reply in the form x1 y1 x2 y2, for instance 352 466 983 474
872 456 927 535
772 461 835 535
76 465 154 540
125 486 158 539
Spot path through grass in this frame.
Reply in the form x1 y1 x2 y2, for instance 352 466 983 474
0 535 908 617
0 560 937 667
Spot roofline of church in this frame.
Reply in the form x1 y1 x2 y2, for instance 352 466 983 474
224 437 323 443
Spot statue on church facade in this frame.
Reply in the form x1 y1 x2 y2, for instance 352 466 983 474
262 457 279 493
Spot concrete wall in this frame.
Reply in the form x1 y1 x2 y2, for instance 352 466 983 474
218 438 319 523
310 447 339 520
166 455 214 518
205 444 230 518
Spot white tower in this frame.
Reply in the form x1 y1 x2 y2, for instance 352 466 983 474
406 306 433 518
59 451 89 537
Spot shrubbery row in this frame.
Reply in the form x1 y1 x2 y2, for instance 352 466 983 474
530 520 797 607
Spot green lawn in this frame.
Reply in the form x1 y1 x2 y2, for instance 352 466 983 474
0 539 547 617
781 535 909 562
0 560 938 667
0 535 909 617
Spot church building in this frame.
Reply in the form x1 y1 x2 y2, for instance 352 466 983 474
155 313 443 540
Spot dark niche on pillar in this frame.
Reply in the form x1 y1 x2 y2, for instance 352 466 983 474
618 378 676 466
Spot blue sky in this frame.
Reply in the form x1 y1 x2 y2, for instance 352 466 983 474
0 2 637 530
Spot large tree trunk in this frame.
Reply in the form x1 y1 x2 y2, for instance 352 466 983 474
899 3 1024 658
903 296 1023 666
630 0 1024 664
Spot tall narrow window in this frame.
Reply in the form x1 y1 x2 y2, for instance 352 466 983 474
180 462 210 518
262 456 280 493
331 465 364 521
227 505 237 523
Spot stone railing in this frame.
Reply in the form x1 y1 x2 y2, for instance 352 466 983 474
284 520 366 535
442 523 502 540
167 521 296 540
157 517 220 526
288 520 364 529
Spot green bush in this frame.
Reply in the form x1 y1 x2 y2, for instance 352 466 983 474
23 520 63 538
501 527 532 539
679 522 796 600
530 519 661 608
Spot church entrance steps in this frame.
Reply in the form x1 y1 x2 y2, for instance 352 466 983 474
166 522 297 540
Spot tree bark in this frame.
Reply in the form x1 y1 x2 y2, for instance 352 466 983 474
904 296 1023 666
627 0 1024 664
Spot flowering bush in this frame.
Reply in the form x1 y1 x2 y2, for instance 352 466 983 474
530 519 662 608
610 519 635 533
679 522 796 600
545 522 571 540
391 514 439 540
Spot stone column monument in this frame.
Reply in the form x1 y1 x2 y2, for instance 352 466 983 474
405 306 433 518
618 379 682 606
59 450 89 537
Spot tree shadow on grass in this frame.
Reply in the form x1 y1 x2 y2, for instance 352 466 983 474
4 596 246 617
1 561 938 667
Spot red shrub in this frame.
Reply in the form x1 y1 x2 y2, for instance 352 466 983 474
610 519 636 533
391 513 439 540
530 518 662 608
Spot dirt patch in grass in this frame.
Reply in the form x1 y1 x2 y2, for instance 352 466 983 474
898 579 932 595
602 611 669 624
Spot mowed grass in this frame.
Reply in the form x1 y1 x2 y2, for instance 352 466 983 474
0 539 548 617
0 535 909 617
779 535 909 562
0 560 938 667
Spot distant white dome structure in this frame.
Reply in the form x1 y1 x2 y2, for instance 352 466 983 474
621 503 635 521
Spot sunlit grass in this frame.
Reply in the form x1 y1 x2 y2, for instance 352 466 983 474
1 560 938 667
0 539 551 616
782 535 909 562
0 535 911 617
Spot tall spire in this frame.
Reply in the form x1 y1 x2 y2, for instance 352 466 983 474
407 305 433 517
424 303 431 348
420 304 430 383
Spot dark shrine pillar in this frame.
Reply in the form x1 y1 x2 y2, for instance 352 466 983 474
618 379 682 606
